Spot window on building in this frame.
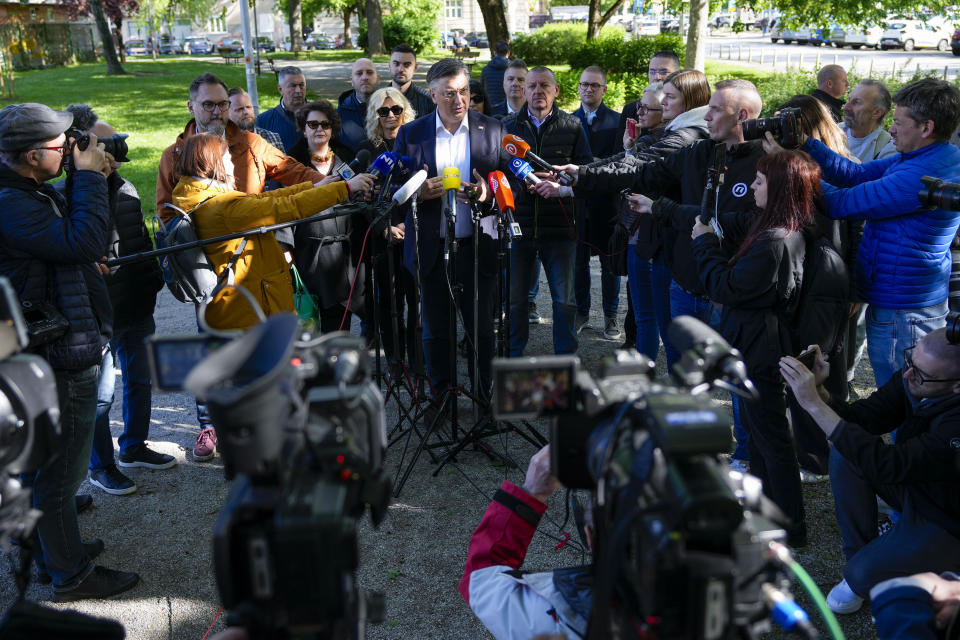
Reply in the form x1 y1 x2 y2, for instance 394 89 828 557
445 0 462 18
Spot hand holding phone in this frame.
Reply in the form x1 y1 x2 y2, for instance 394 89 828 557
626 118 637 139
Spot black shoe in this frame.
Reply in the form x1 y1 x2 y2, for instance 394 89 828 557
75 494 93 514
37 540 105 585
89 466 137 496
118 444 176 470
53 565 140 602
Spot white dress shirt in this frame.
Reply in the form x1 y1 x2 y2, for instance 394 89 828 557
435 110 473 238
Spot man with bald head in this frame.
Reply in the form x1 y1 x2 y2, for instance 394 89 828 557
338 57 380 152
781 325 960 615
812 64 849 122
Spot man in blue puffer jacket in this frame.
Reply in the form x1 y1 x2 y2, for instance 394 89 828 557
796 78 960 388
0 103 139 601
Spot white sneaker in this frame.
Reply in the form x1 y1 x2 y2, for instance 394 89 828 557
800 469 829 483
827 579 864 614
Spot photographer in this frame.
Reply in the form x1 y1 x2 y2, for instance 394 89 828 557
771 78 960 389
459 445 591 639
779 328 960 614
0 103 139 600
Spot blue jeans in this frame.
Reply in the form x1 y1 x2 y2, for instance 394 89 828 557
575 243 620 318
669 280 713 326
830 447 960 596
627 251 675 364
31 365 98 588
866 302 948 388
528 257 541 303
91 314 155 470
510 238 577 355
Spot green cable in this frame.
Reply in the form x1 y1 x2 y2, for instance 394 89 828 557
787 559 847 640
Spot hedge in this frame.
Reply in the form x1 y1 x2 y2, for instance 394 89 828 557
358 14 436 54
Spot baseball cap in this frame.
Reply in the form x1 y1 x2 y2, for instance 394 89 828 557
0 102 74 151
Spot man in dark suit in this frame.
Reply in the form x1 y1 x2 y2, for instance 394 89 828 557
394 57 509 405
572 65 622 340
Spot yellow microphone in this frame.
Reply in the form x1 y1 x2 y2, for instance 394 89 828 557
441 167 461 224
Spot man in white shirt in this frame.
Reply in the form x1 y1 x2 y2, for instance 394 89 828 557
843 79 896 162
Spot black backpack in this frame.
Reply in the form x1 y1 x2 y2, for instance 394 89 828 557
786 231 851 355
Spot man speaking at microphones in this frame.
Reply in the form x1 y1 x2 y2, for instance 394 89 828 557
392 58 511 410
501 66 592 356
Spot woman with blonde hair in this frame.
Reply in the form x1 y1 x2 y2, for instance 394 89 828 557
364 86 417 155
778 94 855 159
170 133 373 331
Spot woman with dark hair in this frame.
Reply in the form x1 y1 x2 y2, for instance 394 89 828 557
169 133 372 331
469 79 492 116
288 99 363 332
632 150 818 546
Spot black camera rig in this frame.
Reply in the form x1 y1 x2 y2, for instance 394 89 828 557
742 107 803 149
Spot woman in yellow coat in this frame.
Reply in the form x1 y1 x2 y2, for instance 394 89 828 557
170 133 374 330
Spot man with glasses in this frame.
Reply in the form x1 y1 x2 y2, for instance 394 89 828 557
256 65 308 151
392 57 511 412
389 44 434 118
616 49 680 151
572 65 621 340
779 327 960 616
0 102 141 600
157 73 323 222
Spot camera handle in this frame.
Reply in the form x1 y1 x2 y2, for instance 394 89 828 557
699 144 727 242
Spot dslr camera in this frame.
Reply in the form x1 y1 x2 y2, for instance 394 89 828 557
64 127 130 163
741 107 803 148
918 175 960 211
492 317 807 640
148 308 391 639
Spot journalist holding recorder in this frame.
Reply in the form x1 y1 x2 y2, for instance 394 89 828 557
169 133 373 331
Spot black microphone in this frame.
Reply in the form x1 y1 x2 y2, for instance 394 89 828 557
668 315 757 398
337 148 371 181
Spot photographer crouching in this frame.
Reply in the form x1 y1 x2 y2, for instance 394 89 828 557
0 103 139 600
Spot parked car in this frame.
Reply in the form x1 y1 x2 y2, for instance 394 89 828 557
465 31 489 47
216 36 243 55
881 18 951 51
184 36 212 54
254 36 275 52
771 22 813 44
830 24 883 48
952 28 960 55
158 34 181 55
634 17 661 35
125 39 151 56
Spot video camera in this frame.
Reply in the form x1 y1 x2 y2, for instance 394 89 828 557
741 107 803 149
492 317 815 640
918 175 960 211
147 302 390 639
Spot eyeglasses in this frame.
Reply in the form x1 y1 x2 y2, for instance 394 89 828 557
469 95 485 104
439 88 470 101
199 100 230 113
578 82 604 91
376 105 404 117
903 346 960 384
649 68 672 78
305 120 333 131
32 144 66 155
637 105 663 116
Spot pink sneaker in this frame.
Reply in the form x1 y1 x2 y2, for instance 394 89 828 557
193 427 217 461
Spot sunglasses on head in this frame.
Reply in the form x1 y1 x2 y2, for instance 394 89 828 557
305 120 332 131
376 105 404 117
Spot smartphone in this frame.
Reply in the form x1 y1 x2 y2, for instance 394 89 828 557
796 348 817 371
626 119 637 139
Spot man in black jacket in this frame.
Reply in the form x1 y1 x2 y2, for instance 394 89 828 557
389 44 434 118
503 66 592 355
811 64 848 123
337 58 380 152
481 40 510 114
572 65 622 339
780 328 960 615
0 102 139 600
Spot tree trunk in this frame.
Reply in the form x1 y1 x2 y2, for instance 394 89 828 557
475 0 509 54
91 0 125 74
587 0 627 40
112 23 126 64
288 0 303 51
342 6 352 45
685 0 709 71
365 0 384 55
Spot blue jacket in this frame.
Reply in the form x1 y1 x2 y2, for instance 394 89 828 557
255 102 302 152
870 573 960 640
0 166 111 369
481 55 509 114
337 90 370 154
804 138 960 309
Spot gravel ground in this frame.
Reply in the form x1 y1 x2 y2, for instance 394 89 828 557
0 256 882 639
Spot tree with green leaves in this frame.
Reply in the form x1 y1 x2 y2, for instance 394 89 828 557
475 0 509 51
587 0 627 39
366 0 385 54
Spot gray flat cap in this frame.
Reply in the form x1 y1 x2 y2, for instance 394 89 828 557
0 103 73 151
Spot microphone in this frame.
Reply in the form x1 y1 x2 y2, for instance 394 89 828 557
337 148 371 180
501 134 574 185
441 167 461 225
508 157 541 186
369 152 397 181
488 171 522 239
667 315 758 399
392 169 428 206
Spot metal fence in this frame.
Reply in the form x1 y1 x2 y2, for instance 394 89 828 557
0 23 98 72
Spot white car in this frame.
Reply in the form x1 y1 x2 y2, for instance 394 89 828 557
634 17 661 36
881 19 951 51
830 24 883 48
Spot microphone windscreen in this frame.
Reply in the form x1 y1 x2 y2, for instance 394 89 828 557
441 166 461 191
507 157 532 179
370 152 396 178
489 171 515 212
353 148 371 170
667 315 727 355
393 169 428 205
501 134 530 158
